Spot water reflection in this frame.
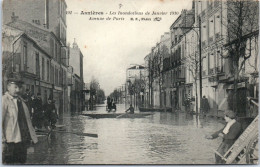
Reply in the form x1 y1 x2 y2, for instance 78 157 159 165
27 104 224 164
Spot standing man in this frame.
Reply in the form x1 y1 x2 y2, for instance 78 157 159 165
32 92 44 129
2 72 38 164
206 110 242 164
201 95 210 115
43 97 58 129
22 89 32 117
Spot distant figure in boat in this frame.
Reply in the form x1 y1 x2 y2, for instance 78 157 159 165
125 104 134 114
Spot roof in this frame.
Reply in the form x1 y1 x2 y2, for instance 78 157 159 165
6 19 63 55
2 25 51 58
127 65 146 70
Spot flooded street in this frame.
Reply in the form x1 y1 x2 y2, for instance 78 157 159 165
27 104 225 164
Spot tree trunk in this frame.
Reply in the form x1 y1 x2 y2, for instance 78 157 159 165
195 82 198 114
233 59 239 114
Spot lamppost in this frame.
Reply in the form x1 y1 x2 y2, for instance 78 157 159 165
173 16 202 114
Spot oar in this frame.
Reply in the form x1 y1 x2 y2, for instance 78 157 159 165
54 130 98 138
116 112 128 118
36 129 98 138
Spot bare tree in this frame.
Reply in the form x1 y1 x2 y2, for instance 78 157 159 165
89 77 100 110
183 46 200 113
147 53 155 107
221 0 259 114
154 47 163 107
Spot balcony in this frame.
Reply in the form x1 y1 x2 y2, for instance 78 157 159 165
209 68 215 75
209 75 218 82
209 75 218 87
217 66 222 73
217 66 225 77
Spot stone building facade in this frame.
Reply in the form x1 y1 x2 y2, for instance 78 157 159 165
2 0 71 114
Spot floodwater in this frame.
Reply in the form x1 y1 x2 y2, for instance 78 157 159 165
26 103 225 164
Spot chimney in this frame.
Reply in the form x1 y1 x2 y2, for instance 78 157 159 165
11 12 19 22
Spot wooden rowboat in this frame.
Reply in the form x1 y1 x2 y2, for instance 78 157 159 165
139 107 172 112
36 128 98 138
82 113 153 119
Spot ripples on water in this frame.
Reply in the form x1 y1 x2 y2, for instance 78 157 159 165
27 104 224 164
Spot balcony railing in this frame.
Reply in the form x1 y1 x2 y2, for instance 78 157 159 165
209 75 218 82
217 66 224 73
209 68 215 75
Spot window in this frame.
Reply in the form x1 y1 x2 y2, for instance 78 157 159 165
59 69 62 86
202 55 207 75
36 52 40 77
63 69 66 85
57 44 61 63
202 23 207 42
50 39 54 57
217 50 223 72
50 64 54 84
215 14 221 34
55 43 58 60
47 60 50 82
55 68 58 86
23 43 27 71
209 17 214 38
202 1 207 11
209 53 215 70
42 57 45 80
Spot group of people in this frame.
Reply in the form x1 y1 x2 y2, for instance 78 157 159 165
22 90 59 130
106 97 117 112
2 72 244 165
2 72 58 164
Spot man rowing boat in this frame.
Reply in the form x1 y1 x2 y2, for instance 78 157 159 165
125 104 134 114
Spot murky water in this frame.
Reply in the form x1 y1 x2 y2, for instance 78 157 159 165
26 104 224 164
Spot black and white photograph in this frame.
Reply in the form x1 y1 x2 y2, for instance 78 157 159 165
1 0 259 165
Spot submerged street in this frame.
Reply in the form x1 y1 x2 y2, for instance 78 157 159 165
2 0 259 165
26 104 224 164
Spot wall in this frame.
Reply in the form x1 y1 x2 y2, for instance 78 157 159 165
69 47 81 77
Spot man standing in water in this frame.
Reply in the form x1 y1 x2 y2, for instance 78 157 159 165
201 96 210 115
2 72 38 164
32 92 44 129
43 97 58 129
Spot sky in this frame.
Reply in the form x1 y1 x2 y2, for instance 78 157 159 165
66 0 192 95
